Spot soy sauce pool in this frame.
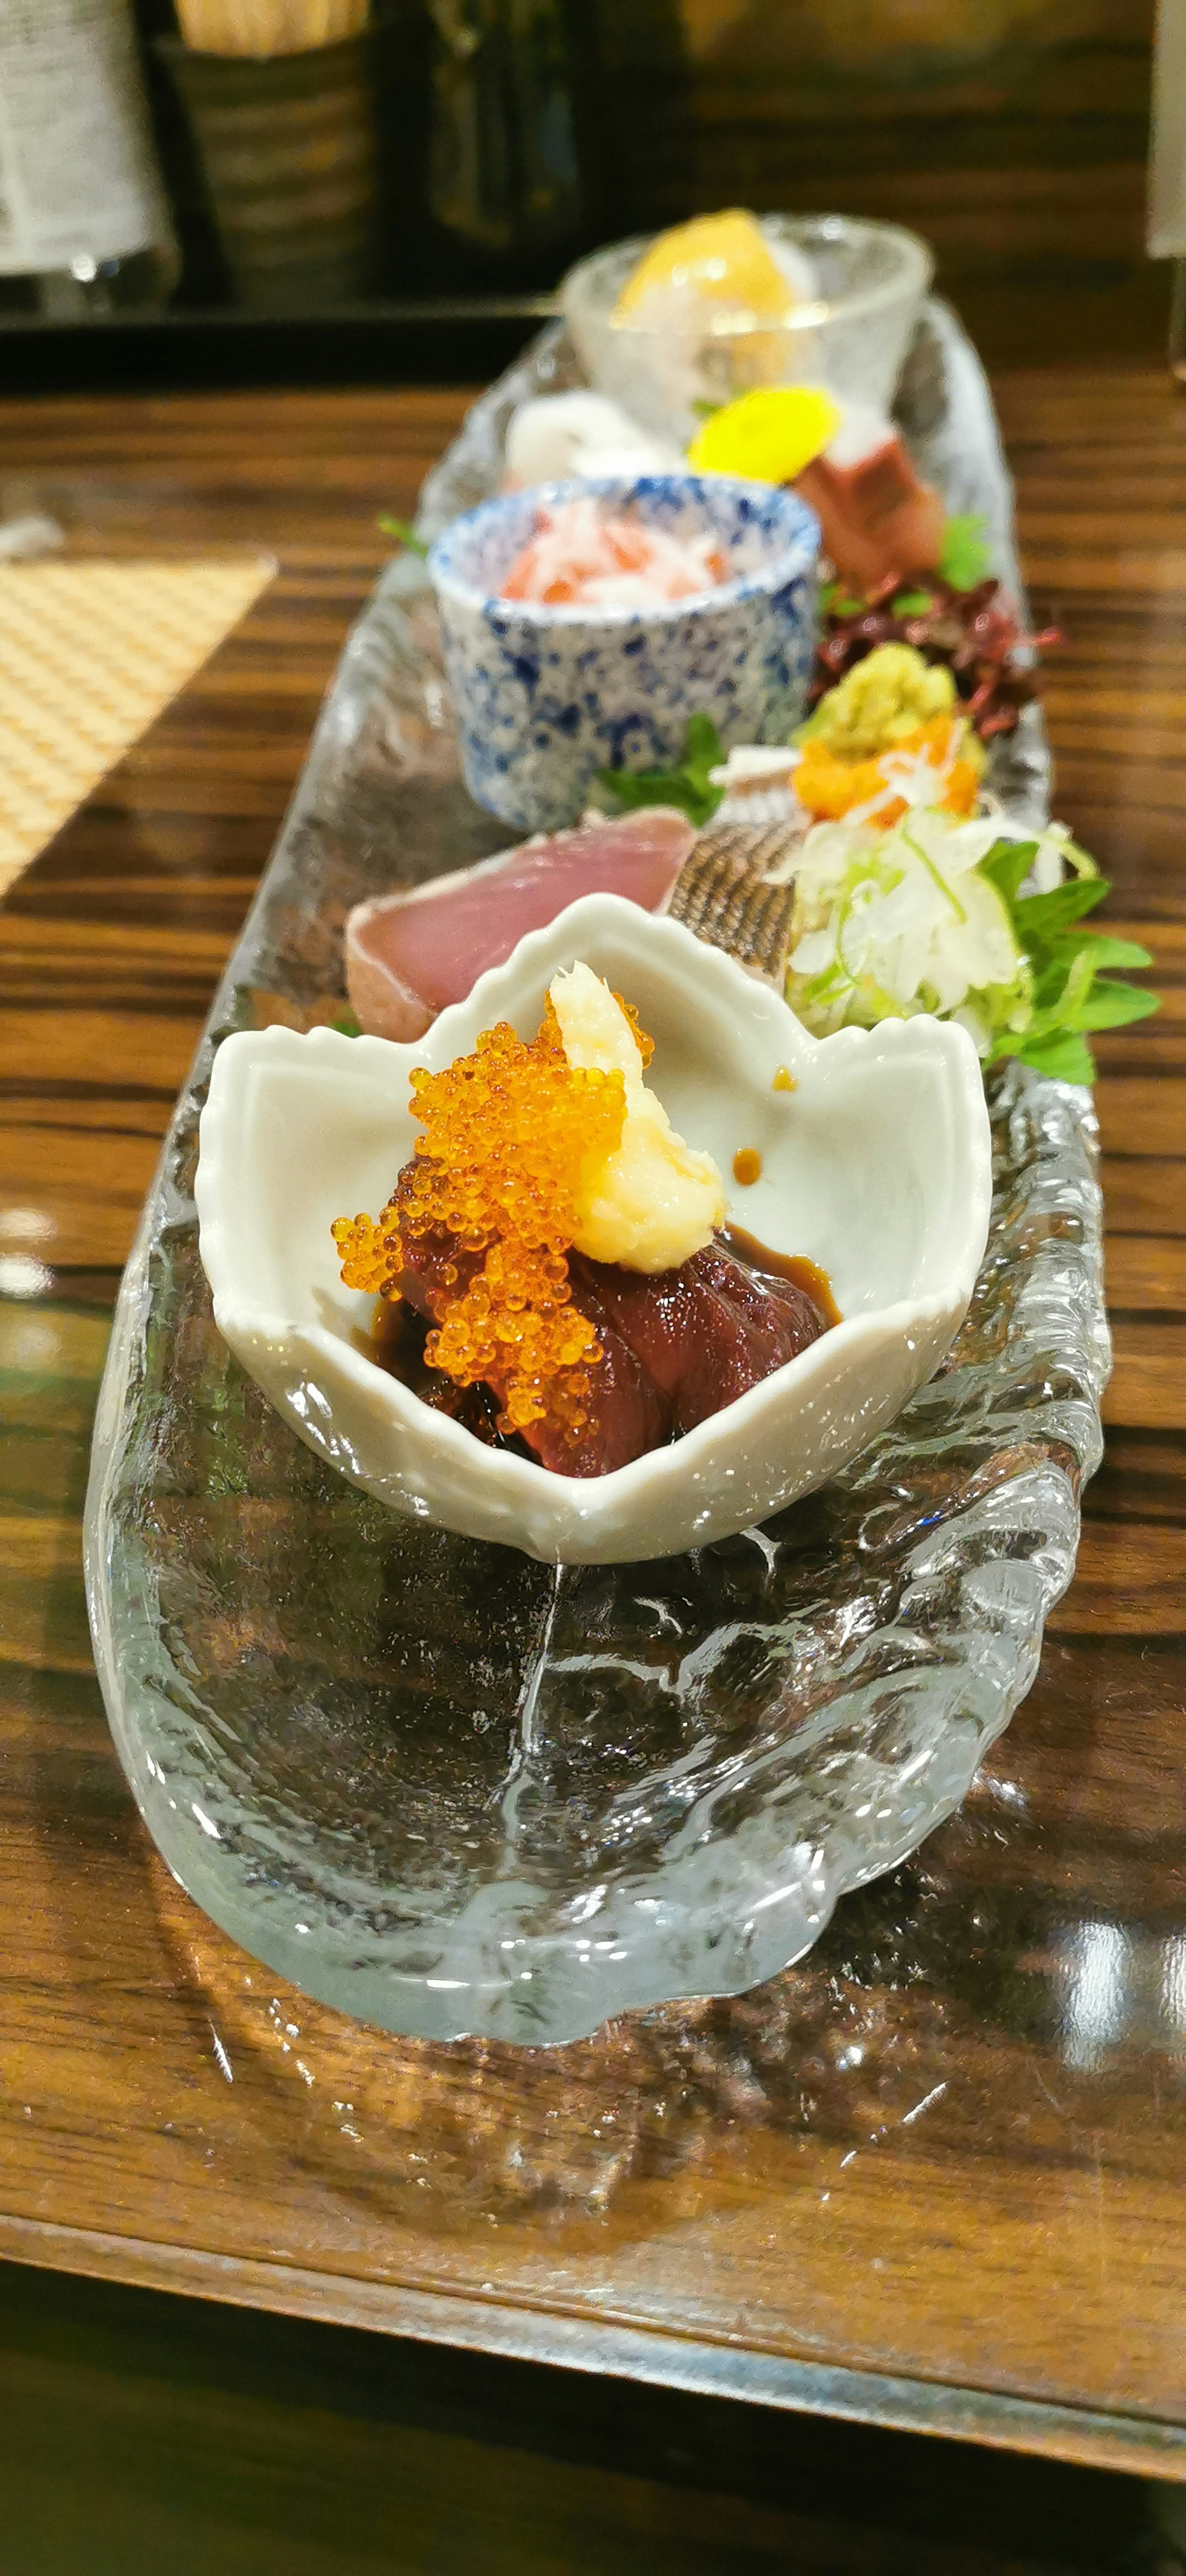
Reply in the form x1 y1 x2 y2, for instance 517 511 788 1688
722 1226 842 1329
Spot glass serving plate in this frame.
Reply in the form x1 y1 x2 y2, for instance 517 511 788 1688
84 303 1107 2048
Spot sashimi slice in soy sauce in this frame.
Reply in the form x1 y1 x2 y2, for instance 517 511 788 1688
344 808 695 1041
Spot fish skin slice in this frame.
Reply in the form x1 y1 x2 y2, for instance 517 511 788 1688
345 808 695 1041
669 818 804 986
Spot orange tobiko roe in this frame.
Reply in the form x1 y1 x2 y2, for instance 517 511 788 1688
796 713 982 827
332 998 653 1441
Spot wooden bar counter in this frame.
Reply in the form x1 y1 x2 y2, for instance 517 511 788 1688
0 356 1184 2492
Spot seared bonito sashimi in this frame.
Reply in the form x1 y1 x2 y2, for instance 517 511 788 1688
345 808 694 1041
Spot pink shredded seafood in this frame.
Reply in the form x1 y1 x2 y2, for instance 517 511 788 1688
500 496 729 609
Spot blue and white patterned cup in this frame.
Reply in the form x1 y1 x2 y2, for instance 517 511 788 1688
428 471 819 834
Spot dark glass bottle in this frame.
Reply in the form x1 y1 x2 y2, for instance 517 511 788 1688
428 0 590 279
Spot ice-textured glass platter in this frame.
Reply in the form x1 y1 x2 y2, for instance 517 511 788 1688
84 303 1108 2048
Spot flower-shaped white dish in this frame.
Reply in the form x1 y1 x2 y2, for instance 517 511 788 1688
196 897 991 1566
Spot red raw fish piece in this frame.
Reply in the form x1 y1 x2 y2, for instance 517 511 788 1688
514 1272 670 1477
796 437 946 597
569 1243 826 1445
392 1226 669 1477
381 1227 829 1480
345 808 695 1041
531 1243 826 1474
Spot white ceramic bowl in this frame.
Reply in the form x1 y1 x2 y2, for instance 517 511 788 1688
196 897 991 1565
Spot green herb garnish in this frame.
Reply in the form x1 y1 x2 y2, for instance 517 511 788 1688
329 1008 362 1037
595 713 726 828
820 578 867 618
378 514 430 558
979 835 1157 1084
939 512 992 591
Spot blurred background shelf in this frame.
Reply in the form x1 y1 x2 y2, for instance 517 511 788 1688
0 0 1165 391
2 268 1172 398
0 298 553 393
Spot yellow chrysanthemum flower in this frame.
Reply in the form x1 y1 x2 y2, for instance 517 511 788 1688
687 384 842 485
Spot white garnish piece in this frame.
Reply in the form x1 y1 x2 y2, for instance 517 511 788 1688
823 400 897 469
550 962 725 1273
709 744 803 789
504 392 684 489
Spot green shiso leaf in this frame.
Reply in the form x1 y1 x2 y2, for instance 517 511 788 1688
1011 874 1109 942
977 834 1158 1084
1067 932 1154 971
1071 979 1160 1032
939 512 992 590
978 838 1039 908
596 713 726 828
821 582 867 617
1010 1028 1098 1085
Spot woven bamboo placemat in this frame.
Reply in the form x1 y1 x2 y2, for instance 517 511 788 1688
0 554 275 897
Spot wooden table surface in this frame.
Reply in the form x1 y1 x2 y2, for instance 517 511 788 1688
1 364 1184 2486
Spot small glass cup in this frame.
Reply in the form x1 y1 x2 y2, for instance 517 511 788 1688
562 214 934 446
